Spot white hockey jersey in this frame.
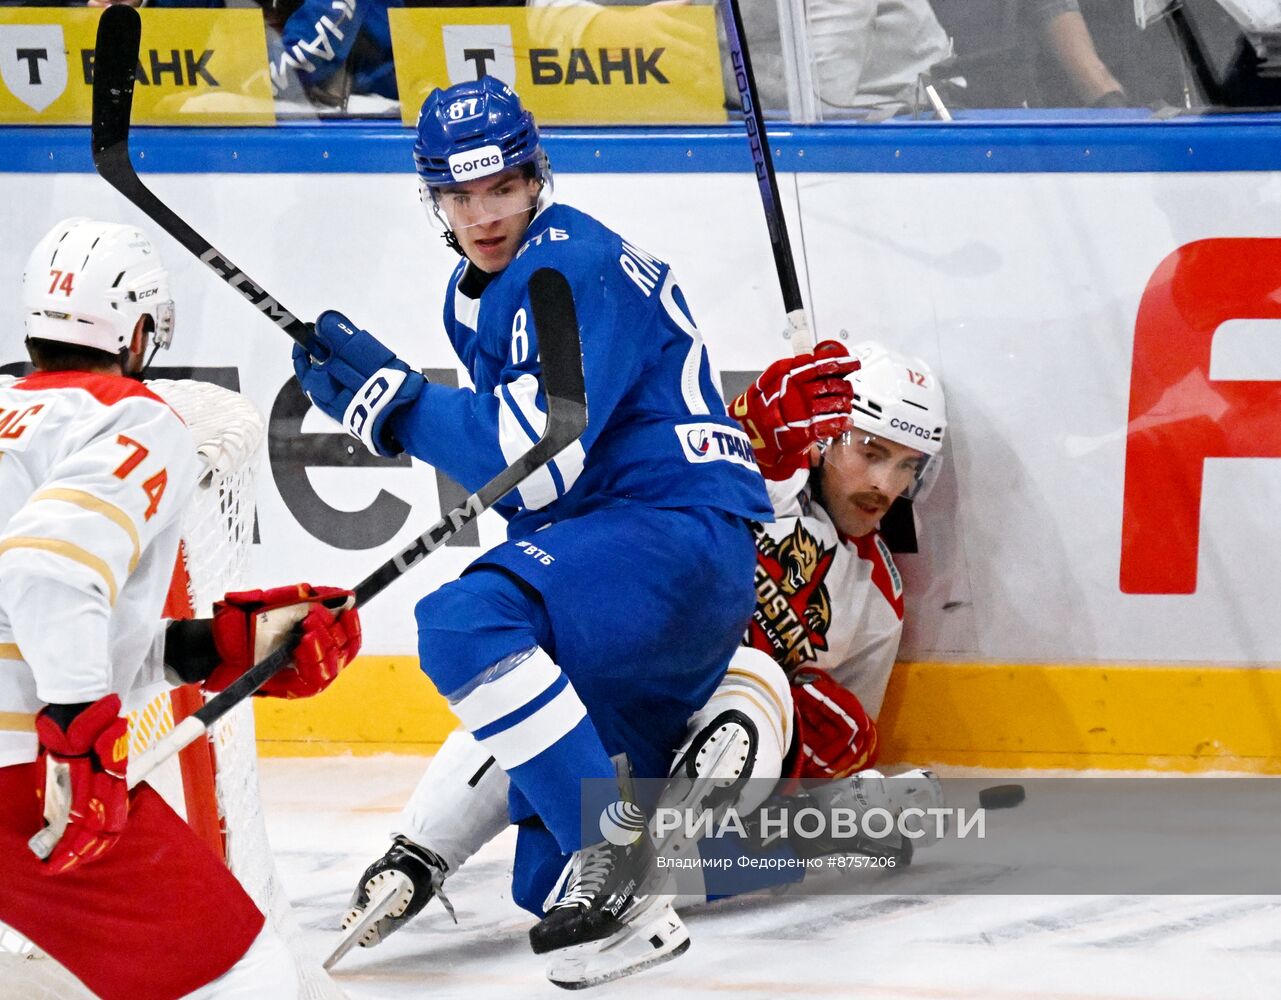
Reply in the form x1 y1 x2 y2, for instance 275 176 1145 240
745 469 904 719
0 371 197 766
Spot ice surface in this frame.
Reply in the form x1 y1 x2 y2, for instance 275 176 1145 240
261 757 1281 1000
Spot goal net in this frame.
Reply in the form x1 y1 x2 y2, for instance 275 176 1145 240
0 378 344 1000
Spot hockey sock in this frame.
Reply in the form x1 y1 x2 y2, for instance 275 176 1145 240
447 646 615 852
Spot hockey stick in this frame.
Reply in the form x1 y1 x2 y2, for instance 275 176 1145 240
716 0 813 353
91 5 312 347
78 7 589 780
122 267 586 790
29 268 585 861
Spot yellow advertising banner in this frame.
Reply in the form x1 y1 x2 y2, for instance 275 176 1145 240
389 6 727 127
0 9 273 126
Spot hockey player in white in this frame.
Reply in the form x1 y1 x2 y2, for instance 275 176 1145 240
338 338 948 971
0 218 363 1000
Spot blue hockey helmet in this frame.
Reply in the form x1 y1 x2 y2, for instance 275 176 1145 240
413 77 549 189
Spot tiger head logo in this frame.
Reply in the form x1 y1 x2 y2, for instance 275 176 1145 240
749 521 836 671
777 523 824 596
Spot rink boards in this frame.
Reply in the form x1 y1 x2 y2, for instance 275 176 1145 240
3 120 1280 770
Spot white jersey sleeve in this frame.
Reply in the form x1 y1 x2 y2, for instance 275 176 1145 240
0 372 198 763
763 468 812 518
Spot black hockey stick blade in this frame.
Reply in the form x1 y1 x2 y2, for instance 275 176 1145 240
529 266 589 436
90 6 313 347
90 5 140 162
127 268 587 785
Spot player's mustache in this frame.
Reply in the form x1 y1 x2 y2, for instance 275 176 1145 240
848 491 890 511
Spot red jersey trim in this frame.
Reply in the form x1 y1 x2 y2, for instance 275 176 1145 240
851 530 906 621
14 371 181 421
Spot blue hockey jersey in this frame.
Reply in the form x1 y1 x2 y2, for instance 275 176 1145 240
390 203 772 536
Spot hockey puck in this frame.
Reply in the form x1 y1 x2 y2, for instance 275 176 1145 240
979 784 1025 809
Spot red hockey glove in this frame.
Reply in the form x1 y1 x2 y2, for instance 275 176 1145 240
206 584 362 699
730 341 859 479
791 667 879 781
33 694 130 875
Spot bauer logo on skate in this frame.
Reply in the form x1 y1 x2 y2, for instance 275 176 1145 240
675 422 758 470
0 9 273 124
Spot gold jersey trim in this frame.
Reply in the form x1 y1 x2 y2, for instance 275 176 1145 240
31 488 140 574
0 536 118 605
0 711 36 733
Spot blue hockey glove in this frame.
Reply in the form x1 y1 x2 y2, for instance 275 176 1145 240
293 311 426 458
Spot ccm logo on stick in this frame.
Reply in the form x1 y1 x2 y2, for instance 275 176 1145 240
447 144 504 179
1121 237 1281 594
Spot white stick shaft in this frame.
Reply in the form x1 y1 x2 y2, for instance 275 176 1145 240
127 715 207 790
787 308 814 355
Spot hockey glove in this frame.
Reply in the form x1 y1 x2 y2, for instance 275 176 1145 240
730 341 859 479
32 694 130 875
293 310 426 458
205 584 362 699
791 667 879 781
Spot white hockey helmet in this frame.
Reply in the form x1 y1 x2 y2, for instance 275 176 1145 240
830 340 948 501
22 218 175 358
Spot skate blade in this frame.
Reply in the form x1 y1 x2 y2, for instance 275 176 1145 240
325 870 412 970
655 721 754 871
545 903 690 991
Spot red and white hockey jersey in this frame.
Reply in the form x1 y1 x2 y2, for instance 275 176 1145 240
0 371 197 767
745 468 905 720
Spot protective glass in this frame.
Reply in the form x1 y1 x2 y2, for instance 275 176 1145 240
822 431 943 503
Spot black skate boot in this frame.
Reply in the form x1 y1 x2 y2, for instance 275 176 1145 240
530 833 689 990
339 836 454 951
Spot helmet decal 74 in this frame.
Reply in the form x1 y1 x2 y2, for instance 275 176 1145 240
22 218 175 357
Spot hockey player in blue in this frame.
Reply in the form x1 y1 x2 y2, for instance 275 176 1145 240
292 77 772 986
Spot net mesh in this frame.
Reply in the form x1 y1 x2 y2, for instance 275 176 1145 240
0 379 344 1000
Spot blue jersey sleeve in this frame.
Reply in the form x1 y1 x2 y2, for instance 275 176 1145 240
270 0 379 92
391 239 645 511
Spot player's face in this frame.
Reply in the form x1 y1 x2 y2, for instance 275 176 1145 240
432 167 541 272
818 430 926 538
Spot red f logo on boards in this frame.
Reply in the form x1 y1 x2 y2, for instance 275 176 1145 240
1121 238 1281 595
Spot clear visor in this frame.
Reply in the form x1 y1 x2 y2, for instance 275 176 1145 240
822 430 943 504
423 175 541 233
